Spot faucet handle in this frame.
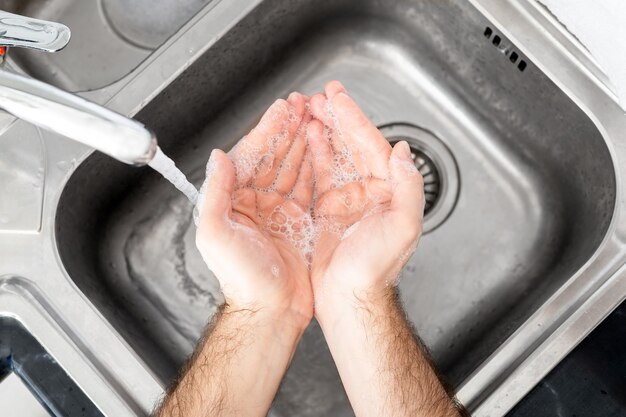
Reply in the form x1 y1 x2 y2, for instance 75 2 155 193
0 10 71 52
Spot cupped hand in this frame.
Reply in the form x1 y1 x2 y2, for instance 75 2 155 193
196 81 424 324
306 81 425 313
196 93 315 326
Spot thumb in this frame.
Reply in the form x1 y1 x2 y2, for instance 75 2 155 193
197 149 236 234
388 141 424 243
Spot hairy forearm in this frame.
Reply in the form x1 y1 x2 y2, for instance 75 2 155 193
318 289 463 417
154 305 306 417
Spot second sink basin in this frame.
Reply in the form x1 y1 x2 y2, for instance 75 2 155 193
54 0 615 415
0 0 211 91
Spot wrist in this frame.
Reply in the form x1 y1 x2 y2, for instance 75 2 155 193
315 285 398 330
224 300 311 334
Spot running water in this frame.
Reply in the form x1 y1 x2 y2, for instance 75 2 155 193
148 146 199 205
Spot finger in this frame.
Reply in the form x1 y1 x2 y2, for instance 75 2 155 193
311 89 365 176
291 149 313 207
198 149 236 235
231 188 257 224
324 80 347 100
309 93 334 127
288 92 311 124
287 91 306 118
331 92 391 179
253 100 305 188
309 92 348 156
229 99 291 186
252 133 291 189
388 141 424 244
310 81 350 122
274 113 309 194
324 81 350 156
328 122 348 156
308 119 334 195
325 83 369 177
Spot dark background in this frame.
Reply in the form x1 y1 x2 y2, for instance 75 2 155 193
507 300 626 416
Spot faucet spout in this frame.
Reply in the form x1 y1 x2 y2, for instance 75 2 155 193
0 70 157 166
0 10 156 166
0 10 71 52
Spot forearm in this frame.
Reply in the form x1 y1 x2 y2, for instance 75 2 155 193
317 288 462 417
154 304 306 417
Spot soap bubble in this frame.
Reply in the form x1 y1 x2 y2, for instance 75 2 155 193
194 97 382 268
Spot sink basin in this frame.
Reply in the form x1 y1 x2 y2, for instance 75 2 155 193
50 0 618 415
0 0 211 91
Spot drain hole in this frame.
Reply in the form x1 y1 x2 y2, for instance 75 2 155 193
483 26 527 73
389 140 440 215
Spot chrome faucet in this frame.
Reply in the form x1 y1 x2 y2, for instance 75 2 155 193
0 10 157 166
0 10 71 52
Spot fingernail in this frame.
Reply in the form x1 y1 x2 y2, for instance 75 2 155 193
331 92 351 110
332 81 348 94
269 99 287 114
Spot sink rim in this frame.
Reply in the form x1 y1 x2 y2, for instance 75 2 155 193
0 276 151 417
1 0 625 415
457 0 626 413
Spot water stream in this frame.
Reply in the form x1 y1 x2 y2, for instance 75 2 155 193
148 146 199 205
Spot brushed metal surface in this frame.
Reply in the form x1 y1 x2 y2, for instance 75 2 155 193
1 0 625 416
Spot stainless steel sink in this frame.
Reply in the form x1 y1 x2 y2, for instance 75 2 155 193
0 0 211 91
2 0 626 416
53 0 618 412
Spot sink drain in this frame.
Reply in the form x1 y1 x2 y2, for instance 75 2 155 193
380 124 459 233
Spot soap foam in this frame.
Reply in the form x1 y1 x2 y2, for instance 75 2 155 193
323 102 364 191
195 98 383 269
265 205 316 263
390 154 419 179
271 265 280 278
228 138 263 185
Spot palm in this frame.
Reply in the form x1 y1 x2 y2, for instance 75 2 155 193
197 83 423 317
230 188 313 307
316 180 390 260
311 173 403 300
